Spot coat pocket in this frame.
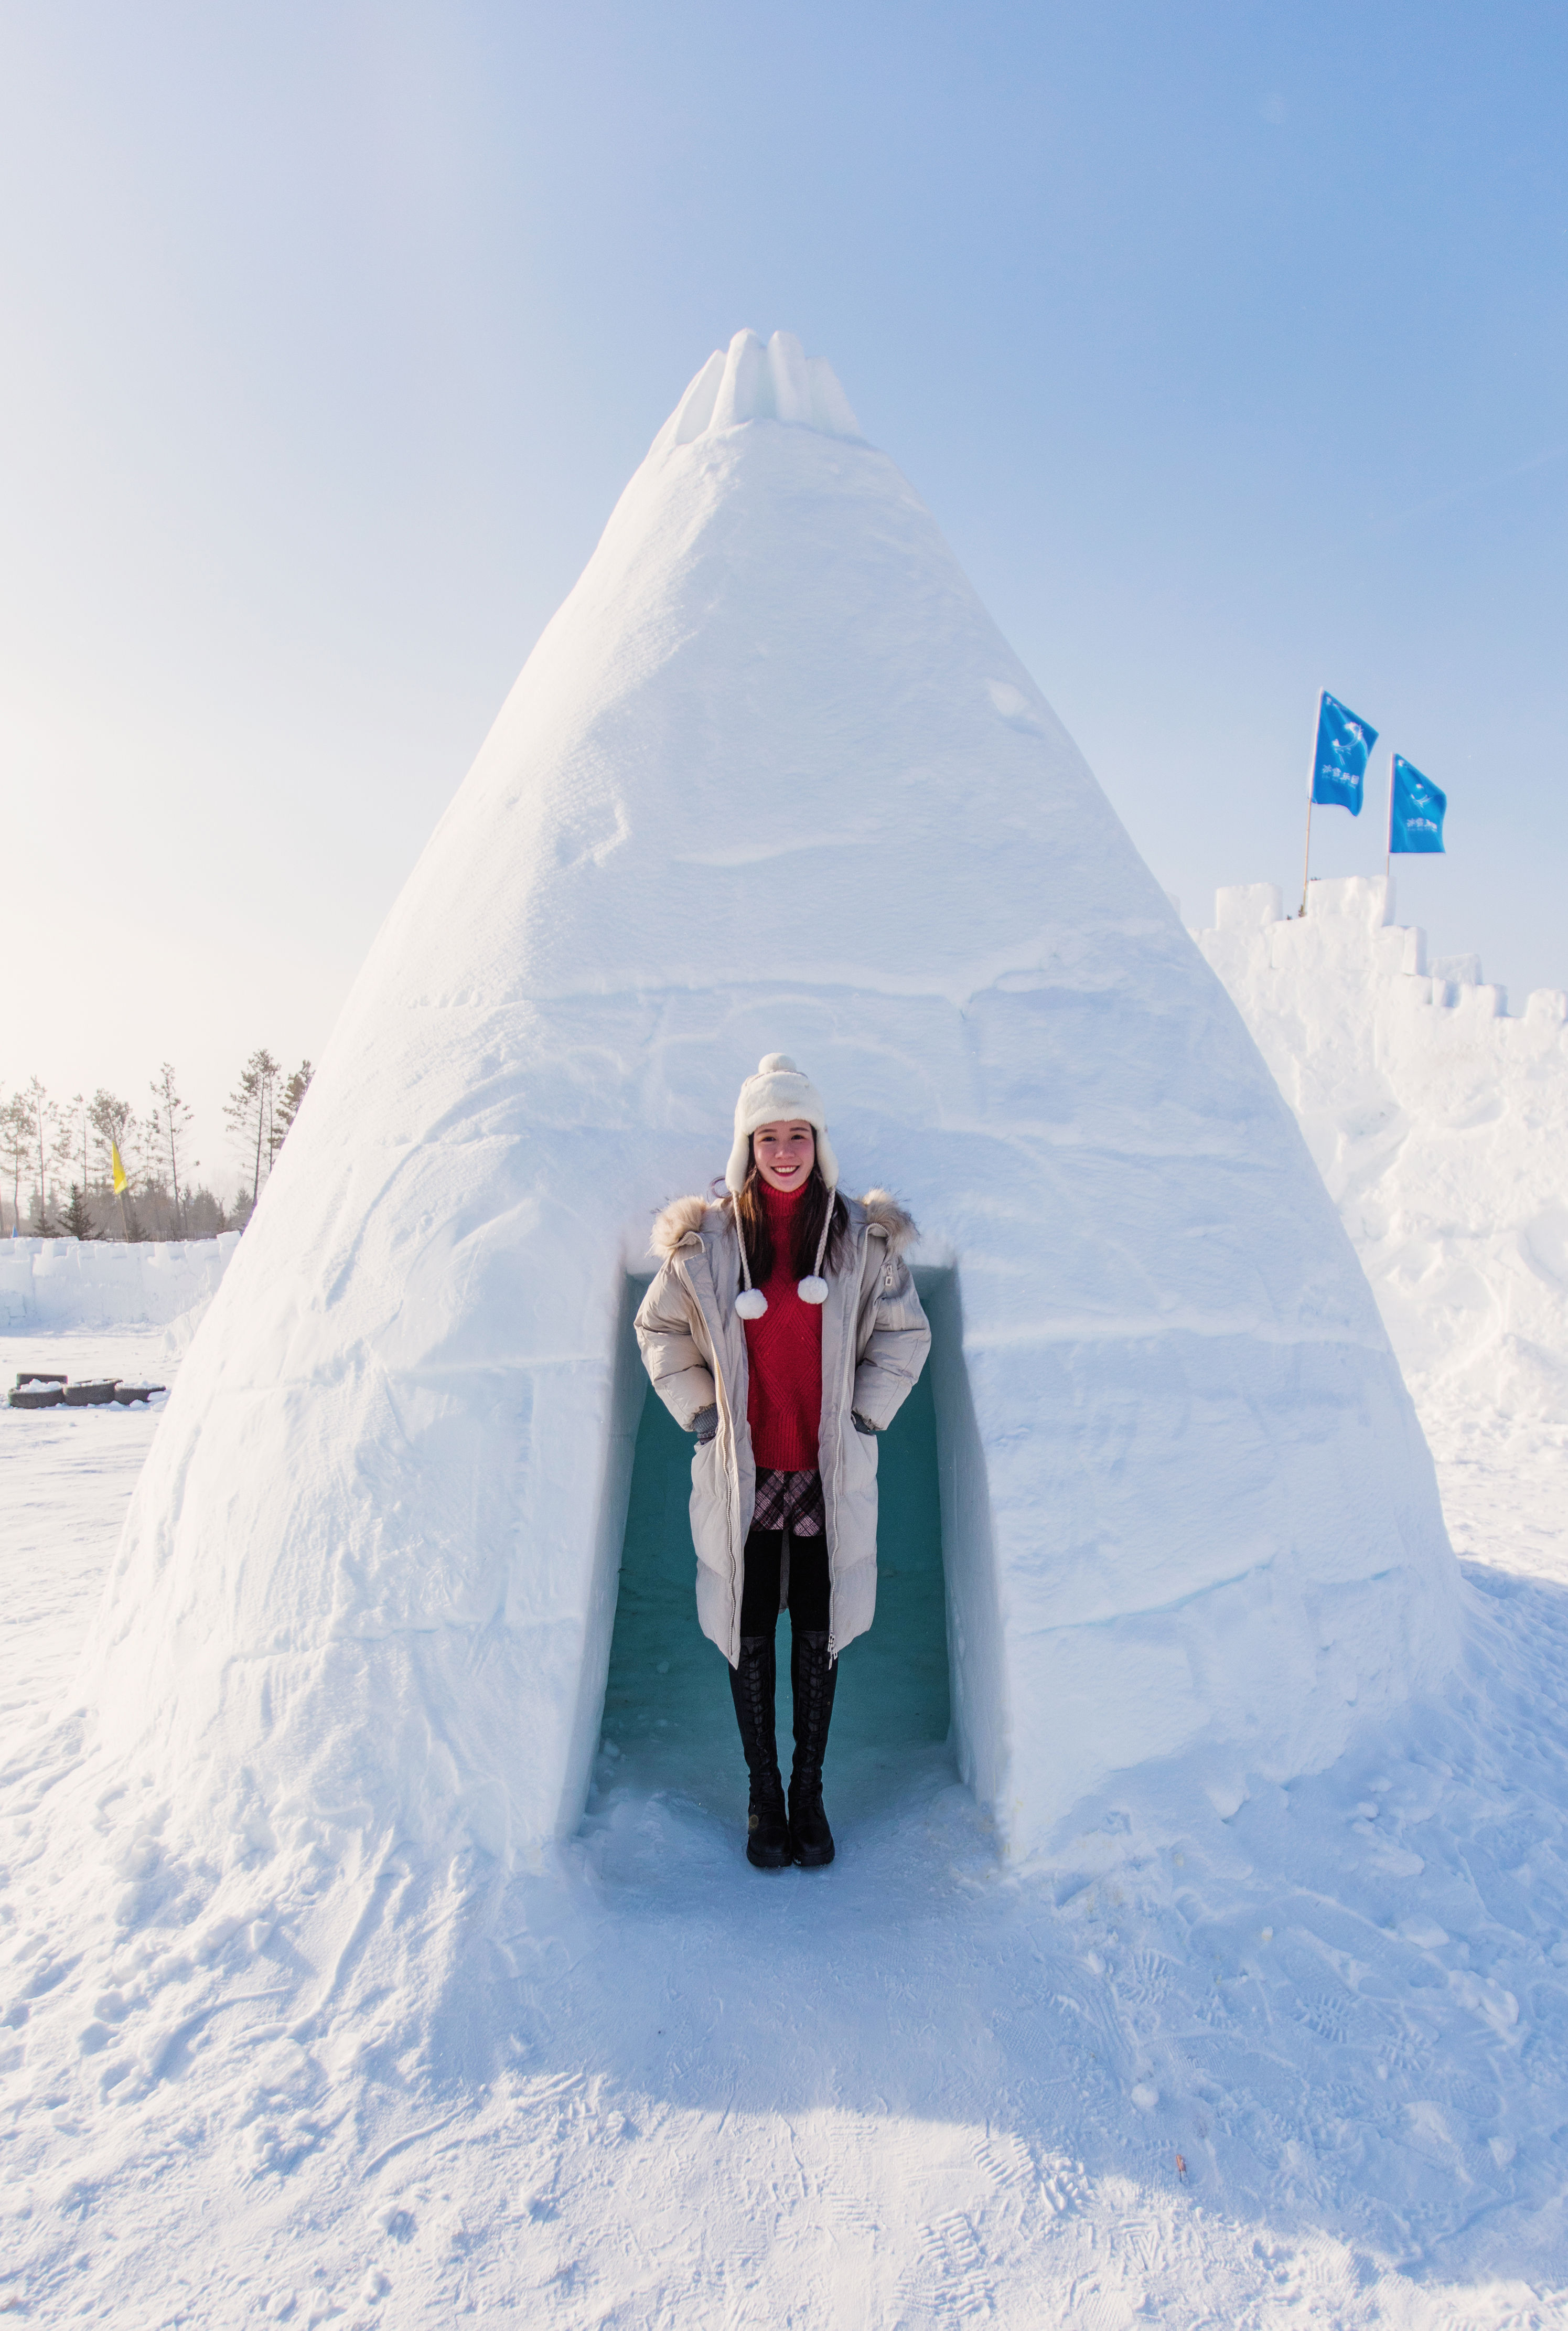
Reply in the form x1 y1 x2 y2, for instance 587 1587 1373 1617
688 1436 732 1577
840 1413 880 1498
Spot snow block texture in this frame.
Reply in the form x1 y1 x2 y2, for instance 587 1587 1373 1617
79 339 1458 1873
1197 876 1568 1429
0 1234 238 1330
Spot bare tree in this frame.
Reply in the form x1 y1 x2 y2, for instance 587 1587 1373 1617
89 1090 139 1239
0 1093 30 1234
224 1049 280 1208
147 1064 195 1239
54 1091 89 1201
0 1059 314 1240
14 1076 57 1235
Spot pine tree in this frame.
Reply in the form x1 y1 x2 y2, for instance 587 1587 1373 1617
181 1185 229 1239
61 1183 98 1241
224 1050 280 1208
275 1061 314 1147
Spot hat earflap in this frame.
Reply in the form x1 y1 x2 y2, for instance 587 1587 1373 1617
726 1052 836 1314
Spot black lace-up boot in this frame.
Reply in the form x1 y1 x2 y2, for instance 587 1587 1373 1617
788 1630 839 1866
728 1636 790 1868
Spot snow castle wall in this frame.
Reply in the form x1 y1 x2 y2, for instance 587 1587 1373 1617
1195 878 1568 1427
77 333 1460 1878
0 1234 239 1331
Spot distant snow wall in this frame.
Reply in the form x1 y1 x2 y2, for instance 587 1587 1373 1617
0 1235 239 1331
78 332 1460 1877
1196 878 1568 1426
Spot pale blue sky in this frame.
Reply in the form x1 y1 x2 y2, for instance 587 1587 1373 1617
4 4 1564 1187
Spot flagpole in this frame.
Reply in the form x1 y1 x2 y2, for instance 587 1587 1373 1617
111 1142 132 1242
1299 687 1320 916
1384 751 1396 886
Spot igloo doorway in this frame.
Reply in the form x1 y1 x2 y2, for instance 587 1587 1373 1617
591 1270 1001 1836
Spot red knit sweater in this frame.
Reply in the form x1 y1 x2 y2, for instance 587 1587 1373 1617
743 1182 824 1471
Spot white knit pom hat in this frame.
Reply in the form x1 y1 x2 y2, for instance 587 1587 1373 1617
725 1053 839 1193
726 1053 839 1318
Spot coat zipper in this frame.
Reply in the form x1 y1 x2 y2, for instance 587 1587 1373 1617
695 1213 870 1666
825 1218 872 1662
686 1227 747 1664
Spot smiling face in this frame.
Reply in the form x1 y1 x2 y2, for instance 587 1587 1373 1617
752 1119 817 1193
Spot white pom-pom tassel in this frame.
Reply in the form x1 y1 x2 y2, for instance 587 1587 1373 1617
796 1275 829 1305
735 1288 769 1320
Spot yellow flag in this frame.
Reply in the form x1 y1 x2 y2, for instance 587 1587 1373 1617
111 1142 129 1196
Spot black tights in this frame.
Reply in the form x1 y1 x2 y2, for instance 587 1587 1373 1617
739 1526 830 1637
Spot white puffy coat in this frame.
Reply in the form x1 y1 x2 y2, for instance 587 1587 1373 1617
634 1189 931 1663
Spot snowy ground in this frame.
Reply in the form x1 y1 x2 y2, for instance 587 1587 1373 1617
3 1335 1568 2325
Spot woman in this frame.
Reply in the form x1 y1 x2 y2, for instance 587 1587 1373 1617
635 1054 931 1869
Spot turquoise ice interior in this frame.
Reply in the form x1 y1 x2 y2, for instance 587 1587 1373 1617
598 1280 953 1827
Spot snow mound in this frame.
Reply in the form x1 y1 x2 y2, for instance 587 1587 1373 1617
1196 878 1568 1424
76 343 1457 1895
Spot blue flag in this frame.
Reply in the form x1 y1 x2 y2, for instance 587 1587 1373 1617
1390 755 1446 854
1312 692 1378 813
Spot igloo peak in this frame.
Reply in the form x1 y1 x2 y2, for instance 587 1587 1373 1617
654 327 862 450
79 338 1459 1874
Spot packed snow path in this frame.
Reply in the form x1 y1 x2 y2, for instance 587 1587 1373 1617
2 1332 1566 2325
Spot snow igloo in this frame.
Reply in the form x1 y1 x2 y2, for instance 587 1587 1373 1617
82 331 1459 1868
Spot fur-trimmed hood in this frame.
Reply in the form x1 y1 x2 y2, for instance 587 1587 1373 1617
648 1193 715 1260
648 1187 918 1263
858 1187 918 1257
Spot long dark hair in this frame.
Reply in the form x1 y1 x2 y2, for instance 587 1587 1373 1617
733 1155 847 1285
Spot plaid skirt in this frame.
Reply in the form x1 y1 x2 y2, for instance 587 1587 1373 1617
750 1467 825 1538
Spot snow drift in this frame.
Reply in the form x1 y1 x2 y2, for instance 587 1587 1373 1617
78 329 1458 1873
